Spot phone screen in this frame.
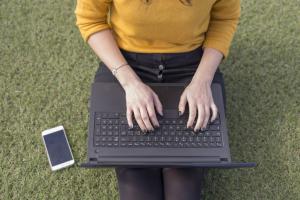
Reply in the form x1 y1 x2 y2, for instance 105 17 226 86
43 130 73 166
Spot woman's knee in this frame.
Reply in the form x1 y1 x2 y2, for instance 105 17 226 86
162 167 205 200
115 167 164 200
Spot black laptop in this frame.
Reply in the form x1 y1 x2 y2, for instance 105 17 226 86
81 81 256 168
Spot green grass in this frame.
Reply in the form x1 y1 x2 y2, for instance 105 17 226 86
0 0 299 199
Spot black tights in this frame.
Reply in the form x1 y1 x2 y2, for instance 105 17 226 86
115 167 205 200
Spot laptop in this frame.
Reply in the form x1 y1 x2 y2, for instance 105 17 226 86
81 81 256 168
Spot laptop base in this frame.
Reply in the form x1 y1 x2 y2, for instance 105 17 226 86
80 162 257 168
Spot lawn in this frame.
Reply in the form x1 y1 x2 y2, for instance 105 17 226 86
0 0 299 199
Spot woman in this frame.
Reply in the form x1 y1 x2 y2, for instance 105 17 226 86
75 0 240 199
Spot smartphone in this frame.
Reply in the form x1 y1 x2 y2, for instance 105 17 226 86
42 125 74 171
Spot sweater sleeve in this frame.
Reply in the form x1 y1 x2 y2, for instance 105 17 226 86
202 0 241 58
74 0 112 42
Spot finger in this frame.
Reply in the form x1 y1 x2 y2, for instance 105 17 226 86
146 102 160 128
194 104 204 132
139 106 154 131
178 91 187 115
186 99 197 128
210 103 218 122
153 92 163 116
133 107 147 132
202 105 210 129
126 107 133 129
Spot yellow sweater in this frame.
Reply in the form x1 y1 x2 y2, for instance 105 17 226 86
75 0 240 58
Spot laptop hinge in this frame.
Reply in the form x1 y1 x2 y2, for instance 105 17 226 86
97 156 221 163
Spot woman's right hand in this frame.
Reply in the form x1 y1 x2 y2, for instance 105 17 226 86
86 30 163 131
123 80 163 133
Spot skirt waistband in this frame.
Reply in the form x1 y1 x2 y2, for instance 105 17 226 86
119 46 204 68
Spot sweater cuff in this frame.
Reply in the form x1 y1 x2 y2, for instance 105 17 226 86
202 38 230 59
80 24 111 42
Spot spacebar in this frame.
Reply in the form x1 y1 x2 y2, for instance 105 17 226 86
99 156 220 163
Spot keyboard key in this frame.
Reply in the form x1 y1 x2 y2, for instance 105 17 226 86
128 131 134 136
140 142 146 147
205 132 211 137
146 142 152 147
212 132 221 137
113 131 119 136
210 125 220 131
196 136 202 142
196 142 203 147
120 119 127 124
95 117 101 125
216 142 223 147
211 119 220 125
210 142 216 147
106 113 120 118
120 131 126 136
176 131 183 136
94 136 100 142
113 142 119 147
127 142 133 147
107 143 112 147
134 142 140 147
120 143 127 147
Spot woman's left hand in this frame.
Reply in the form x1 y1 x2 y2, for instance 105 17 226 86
178 79 218 132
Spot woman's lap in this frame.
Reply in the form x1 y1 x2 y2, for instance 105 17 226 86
94 46 225 200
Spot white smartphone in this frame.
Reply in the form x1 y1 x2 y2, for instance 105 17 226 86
42 125 75 171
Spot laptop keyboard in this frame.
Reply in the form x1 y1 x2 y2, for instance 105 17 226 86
93 112 223 148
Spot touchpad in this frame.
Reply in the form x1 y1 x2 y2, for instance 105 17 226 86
150 85 185 109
